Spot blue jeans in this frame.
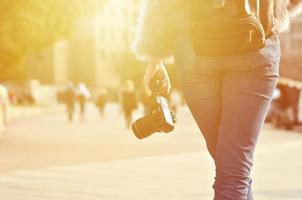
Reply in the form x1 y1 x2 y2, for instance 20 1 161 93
174 33 280 200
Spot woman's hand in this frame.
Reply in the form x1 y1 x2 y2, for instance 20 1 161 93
143 60 171 96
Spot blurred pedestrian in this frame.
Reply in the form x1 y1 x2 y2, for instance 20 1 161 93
282 85 301 126
120 80 138 128
95 88 108 118
0 85 10 136
77 83 90 121
64 82 76 122
267 85 293 129
270 83 302 129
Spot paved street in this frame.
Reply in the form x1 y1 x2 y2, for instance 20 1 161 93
0 104 302 200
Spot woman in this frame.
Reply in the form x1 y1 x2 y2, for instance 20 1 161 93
132 1 302 200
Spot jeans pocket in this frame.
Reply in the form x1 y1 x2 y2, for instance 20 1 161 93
229 35 280 78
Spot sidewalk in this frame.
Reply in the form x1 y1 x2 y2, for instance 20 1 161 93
0 104 301 200
8 104 64 121
0 130 301 200
0 104 63 137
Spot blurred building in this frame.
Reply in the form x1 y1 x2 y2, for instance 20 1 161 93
53 41 69 85
95 0 141 88
27 47 56 84
27 0 141 88
67 17 99 87
280 15 302 81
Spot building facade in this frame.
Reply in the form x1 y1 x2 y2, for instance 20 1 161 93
280 15 302 81
28 0 141 88
94 0 141 88
281 16 302 56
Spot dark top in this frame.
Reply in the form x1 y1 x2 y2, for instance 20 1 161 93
121 91 137 112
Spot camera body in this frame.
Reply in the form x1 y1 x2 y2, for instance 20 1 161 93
132 95 176 139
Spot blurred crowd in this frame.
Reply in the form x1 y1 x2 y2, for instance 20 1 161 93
0 83 37 136
57 80 185 128
57 79 302 132
0 84 35 106
266 79 302 130
0 78 301 133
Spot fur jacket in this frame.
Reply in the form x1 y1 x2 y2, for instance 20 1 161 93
132 0 302 63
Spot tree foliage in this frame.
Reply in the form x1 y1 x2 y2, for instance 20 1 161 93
0 0 106 79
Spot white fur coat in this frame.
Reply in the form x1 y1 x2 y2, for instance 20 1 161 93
132 0 302 62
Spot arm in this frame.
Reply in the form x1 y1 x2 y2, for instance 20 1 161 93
132 0 188 64
132 1 188 95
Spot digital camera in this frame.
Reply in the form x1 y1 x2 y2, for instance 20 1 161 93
132 95 176 139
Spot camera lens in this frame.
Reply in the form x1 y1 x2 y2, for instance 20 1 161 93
131 115 158 139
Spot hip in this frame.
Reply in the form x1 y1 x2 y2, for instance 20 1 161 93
173 33 281 78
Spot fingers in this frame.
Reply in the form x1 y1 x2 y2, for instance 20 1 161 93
165 79 172 95
143 61 172 96
157 77 171 95
158 64 171 95
154 79 171 96
143 62 159 96
163 79 171 95
143 77 152 96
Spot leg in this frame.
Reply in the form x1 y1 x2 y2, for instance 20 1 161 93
67 104 73 122
213 71 278 200
285 87 300 124
174 29 224 157
100 106 105 118
213 35 280 200
178 71 222 158
125 110 132 128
